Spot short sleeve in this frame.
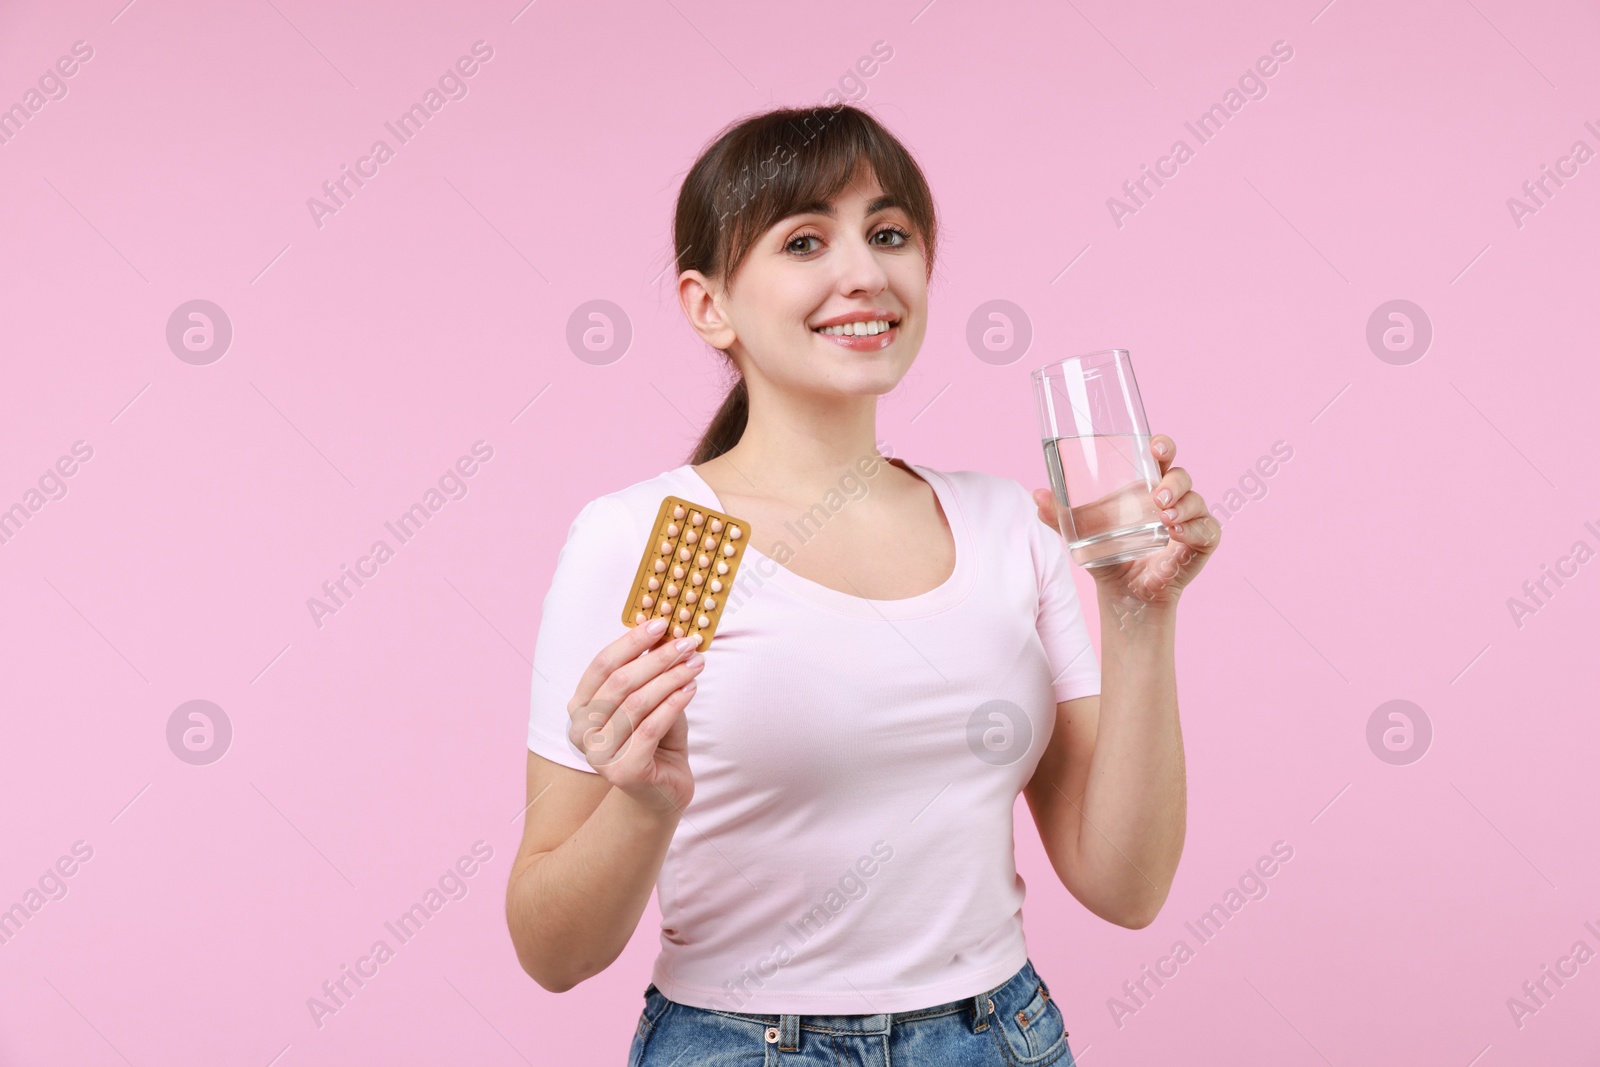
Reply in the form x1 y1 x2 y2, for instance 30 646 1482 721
1021 482 1102 702
527 494 642 773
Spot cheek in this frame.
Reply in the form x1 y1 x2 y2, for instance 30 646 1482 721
736 278 820 340
887 251 928 291
890 270 928 325
754 263 826 310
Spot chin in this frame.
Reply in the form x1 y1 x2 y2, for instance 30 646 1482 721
787 368 900 400
832 369 910 397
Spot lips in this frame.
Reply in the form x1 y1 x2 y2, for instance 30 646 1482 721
813 321 900 351
810 308 901 329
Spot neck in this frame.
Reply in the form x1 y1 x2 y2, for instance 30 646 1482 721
708 369 889 501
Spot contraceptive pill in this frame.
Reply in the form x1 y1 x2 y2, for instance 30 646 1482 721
622 495 752 651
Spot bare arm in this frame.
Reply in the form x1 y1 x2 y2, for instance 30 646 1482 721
505 753 681 991
1024 432 1216 928
505 619 704 991
1023 600 1186 929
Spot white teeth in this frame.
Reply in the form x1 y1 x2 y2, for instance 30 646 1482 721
816 319 894 336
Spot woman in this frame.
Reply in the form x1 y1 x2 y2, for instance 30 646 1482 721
506 104 1218 1065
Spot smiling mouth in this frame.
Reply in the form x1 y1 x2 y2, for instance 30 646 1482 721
811 318 902 353
811 317 902 337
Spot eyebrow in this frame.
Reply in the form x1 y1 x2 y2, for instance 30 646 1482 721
788 194 906 220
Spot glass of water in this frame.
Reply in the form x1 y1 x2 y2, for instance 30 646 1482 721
1030 349 1170 569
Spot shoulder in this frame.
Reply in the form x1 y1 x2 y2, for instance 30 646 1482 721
914 465 1061 578
558 467 700 551
911 464 1035 520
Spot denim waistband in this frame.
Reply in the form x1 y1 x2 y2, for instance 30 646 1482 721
669 957 1044 1051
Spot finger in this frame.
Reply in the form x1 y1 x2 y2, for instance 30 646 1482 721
624 677 699 761
586 664 702 771
593 632 703 715
582 658 704 767
1150 435 1175 476
608 682 698 777
1169 513 1221 549
571 618 670 714
1033 488 1062 528
1151 466 1192 511
623 653 706 734
1157 491 1207 527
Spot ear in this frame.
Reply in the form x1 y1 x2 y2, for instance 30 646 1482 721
678 270 737 350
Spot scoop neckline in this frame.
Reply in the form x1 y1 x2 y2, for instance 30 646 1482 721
676 458 976 620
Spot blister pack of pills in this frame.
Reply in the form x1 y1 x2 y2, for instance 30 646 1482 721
620 496 752 651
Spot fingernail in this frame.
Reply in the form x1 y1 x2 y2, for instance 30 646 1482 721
675 636 700 654
1157 489 1172 506
648 618 668 634
686 651 705 669
1162 508 1177 521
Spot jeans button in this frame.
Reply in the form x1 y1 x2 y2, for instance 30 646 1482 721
765 1026 780 1043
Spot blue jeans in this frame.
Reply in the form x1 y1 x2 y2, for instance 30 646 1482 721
628 958 1076 1066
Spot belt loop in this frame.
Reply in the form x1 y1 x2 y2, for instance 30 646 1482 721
779 1012 800 1052
970 992 991 1032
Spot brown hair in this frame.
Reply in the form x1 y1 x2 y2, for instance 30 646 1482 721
673 104 939 464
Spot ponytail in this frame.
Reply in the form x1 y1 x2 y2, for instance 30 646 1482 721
687 375 747 464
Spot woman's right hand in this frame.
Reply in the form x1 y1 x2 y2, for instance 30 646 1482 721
565 618 704 816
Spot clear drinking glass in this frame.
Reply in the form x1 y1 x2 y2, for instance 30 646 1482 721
1030 349 1170 569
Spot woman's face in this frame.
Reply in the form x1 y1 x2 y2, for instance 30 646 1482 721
695 167 929 402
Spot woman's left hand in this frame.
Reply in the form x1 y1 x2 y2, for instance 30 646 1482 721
1032 433 1220 610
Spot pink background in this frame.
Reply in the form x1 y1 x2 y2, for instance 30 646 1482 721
2 0 1596 1063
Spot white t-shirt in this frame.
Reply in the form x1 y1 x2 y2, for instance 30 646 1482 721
526 459 1101 1013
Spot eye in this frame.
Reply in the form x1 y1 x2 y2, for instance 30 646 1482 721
872 225 912 247
784 225 914 256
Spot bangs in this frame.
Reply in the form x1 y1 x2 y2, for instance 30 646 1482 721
681 106 937 287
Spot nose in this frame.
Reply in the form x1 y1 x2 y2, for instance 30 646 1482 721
832 228 890 297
